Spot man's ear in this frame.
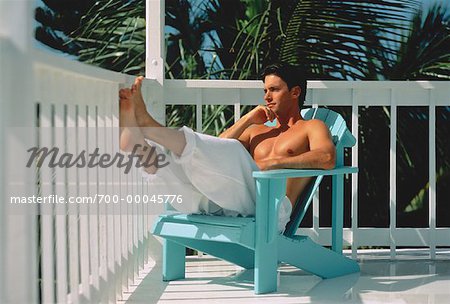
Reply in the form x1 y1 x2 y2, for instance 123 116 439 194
290 86 300 98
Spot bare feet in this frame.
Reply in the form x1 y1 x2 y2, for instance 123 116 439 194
119 88 142 151
119 88 158 174
131 76 162 128
123 76 187 158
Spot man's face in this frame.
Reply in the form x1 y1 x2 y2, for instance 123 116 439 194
263 74 298 115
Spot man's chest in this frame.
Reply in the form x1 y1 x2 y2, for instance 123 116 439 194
250 126 309 160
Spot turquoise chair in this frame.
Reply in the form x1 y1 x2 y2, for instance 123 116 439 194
151 108 360 294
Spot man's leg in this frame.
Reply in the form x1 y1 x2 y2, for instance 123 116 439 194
129 77 262 217
130 77 187 157
119 88 158 174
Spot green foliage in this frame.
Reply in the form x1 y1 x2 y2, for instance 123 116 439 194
165 0 209 78
278 0 416 79
386 4 450 79
35 0 97 54
73 0 146 74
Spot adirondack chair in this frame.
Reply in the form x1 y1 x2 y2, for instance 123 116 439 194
151 108 360 294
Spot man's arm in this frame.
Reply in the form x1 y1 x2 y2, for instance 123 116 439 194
261 120 336 170
218 115 253 149
219 105 275 150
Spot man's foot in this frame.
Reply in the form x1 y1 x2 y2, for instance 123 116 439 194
124 77 187 157
131 76 162 128
119 88 158 174
119 88 142 151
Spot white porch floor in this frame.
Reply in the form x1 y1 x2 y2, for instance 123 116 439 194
119 249 450 304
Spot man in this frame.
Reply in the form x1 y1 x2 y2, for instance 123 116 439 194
119 63 335 232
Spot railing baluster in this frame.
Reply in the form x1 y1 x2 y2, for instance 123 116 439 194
389 89 397 259
54 100 68 303
428 89 436 259
105 85 117 302
87 102 100 299
234 102 241 123
127 164 134 290
351 89 359 259
97 87 108 302
121 178 129 294
133 166 139 283
130 160 136 285
196 89 203 132
110 81 123 300
39 100 55 304
120 175 129 294
138 169 144 273
77 86 91 301
142 174 149 267
119 95 130 292
67 101 80 304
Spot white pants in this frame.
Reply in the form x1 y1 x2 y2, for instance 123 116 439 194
142 126 292 232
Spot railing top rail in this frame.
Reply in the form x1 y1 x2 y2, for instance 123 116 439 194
22 44 449 108
165 79 449 90
32 48 137 84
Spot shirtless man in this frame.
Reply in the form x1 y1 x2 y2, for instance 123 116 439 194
219 63 336 207
119 62 335 220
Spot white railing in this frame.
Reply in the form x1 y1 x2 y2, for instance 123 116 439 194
1 1 449 303
161 79 450 260
1 36 165 302
35 52 167 304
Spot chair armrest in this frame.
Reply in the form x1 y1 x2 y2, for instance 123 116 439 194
252 166 358 179
253 166 357 243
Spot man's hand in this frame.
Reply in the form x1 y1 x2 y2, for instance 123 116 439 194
244 105 276 125
219 105 275 150
256 157 282 171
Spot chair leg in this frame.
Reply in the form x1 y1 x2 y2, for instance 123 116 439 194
255 243 278 294
163 239 185 281
254 178 283 294
332 173 344 254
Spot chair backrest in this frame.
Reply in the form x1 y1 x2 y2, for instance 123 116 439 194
283 108 355 237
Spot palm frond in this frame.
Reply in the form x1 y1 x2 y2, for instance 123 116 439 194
386 4 450 79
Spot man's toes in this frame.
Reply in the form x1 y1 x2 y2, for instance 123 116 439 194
119 88 132 98
135 76 144 88
138 75 144 82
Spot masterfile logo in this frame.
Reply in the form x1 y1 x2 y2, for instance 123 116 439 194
26 144 169 174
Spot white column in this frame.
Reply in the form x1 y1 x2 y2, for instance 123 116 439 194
0 0 33 52
145 0 166 126
146 0 165 84
0 0 37 303
144 0 164 266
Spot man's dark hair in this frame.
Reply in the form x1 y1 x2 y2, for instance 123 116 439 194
260 62 307 107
